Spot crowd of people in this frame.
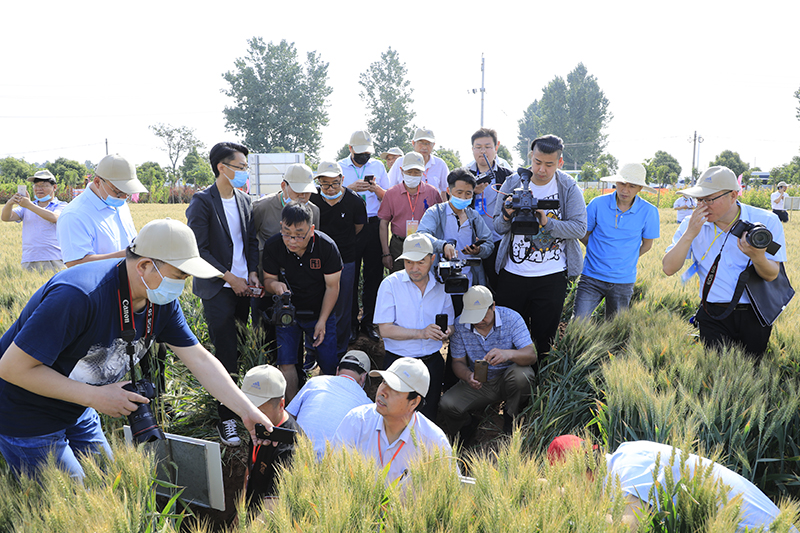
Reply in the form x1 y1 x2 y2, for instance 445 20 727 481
0 128 791 523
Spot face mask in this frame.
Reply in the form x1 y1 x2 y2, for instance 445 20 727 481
450 196 472 210
320 189 343 200
100 181 126 207
403 173 421 188
353 153 370 166
141 262 185 305
229 170 248 188
36 195 52 203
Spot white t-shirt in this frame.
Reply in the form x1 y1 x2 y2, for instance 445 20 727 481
503 178 566 278
673 196 696 223
221 196 248 287
771 190 786 211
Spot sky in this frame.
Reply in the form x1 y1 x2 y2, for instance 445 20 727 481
2 0 799 179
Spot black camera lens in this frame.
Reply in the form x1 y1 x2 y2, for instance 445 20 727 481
123 381 165 445
748 226 773 249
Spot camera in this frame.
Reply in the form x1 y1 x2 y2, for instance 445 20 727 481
435 258 481 293
264 292 296 327
506 168 559 235
729 220 781 255
122 379 164 445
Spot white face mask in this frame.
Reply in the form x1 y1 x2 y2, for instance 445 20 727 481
403 173 421 188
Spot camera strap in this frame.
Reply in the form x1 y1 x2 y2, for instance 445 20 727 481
700 231 751 320
116 261 155 375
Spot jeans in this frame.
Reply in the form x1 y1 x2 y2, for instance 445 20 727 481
573 275 635 320
276 315 338 375
0 408 111 480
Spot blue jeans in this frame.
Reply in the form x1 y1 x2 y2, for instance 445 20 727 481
573 275 635 320
276 315 338 375
0 407 112 480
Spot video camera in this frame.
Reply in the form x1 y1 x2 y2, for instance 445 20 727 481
264 292 296 327
123 379 164 445
729 220 781 255
505 167 559 235
435 258 481 293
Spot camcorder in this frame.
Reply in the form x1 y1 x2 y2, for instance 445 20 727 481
123 379 165 445
262 292 314 327
506 167 559 235
435 258 481 293
729 220 781 255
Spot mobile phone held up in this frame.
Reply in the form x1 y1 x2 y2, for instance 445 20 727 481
435 313 448 334
473 360 489 383
17 185 27 196
255 423 297 444
364 175 374 184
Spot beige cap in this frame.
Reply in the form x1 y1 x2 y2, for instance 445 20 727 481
315 161 343 178
380 147 404 159
349 130 375 154
27 169 56 183
241 364 286 407
370 357 429 396
130 218 222 279
95 154 148 195
601 163 656 193
777 181 789 188
412 128 435 142
681 166 738 198
284 163 317 194
340 350 371 374
459 285 494 324
400 152 425 172
397 233 433 261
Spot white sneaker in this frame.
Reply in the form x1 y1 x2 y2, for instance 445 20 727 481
217 419 241 446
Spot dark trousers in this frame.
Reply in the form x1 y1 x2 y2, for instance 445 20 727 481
773 209 788 223
482 240 501 291
496 269 568 358
384 350 444 421
202 287 251 421
696 304 772 361
352 217 383 326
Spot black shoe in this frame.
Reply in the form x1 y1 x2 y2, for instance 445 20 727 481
350 323 360 343
217 419 241 446
362 322 380 341
502 413 514 435
457 416 478 446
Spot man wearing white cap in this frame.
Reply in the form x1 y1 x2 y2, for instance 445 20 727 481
663 166 787 358
374 232 454 419
333 357 453 485
339 130 390 341
380 147 404 170
57 153 146 267
0 219 275 479
1 169 67 272
240 364 300 507
771 181 789 223
574 163 660 319
439 286 536 439
387 128 449 198
286 350 372 458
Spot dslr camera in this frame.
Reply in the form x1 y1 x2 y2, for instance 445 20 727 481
506 167 559 235
122 379 164 445
729 220 781 255
264 292 296 327
435 258 481 294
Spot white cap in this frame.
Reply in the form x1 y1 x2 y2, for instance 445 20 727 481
349 130 375 154
400 152 425 172
284 163 317 194
96 154 148 194
241 365 286 407
397 233 433 261
412 128 435 142
600 163 656 193
681 166 739 197
459 285 494 324
130 219 222 279
315 161 343 178
370 357 429 396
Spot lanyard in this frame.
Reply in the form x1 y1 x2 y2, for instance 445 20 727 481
405 189 421 219
116 261 155 370
379 413 415 468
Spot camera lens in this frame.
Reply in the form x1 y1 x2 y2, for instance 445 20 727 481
280 313 293 326
748 227 773 249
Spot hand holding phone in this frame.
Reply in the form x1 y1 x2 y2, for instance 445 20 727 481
364 174 375 184
435 313 448 334
17 185 27 196
473 360 489 383
255 423 297 444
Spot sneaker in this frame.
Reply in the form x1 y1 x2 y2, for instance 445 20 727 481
303 353 318 373
217 419 241 446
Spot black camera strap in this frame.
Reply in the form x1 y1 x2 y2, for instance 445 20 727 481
700 229 751 320
116 261 155 377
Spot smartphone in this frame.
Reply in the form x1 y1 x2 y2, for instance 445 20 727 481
17 185 27 195
255 423 297 444
474 360 489 383
435 313 448 334
248 286 263 296
364 175 374 183
472 239 487 247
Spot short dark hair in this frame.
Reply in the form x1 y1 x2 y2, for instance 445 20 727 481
337 361 366 375
530 135 564 156
471 128 498 145
407 391 425 411
281 201 313 227
125 246 164 268
209 142 249 177
32 178 56 185
447 167 476 189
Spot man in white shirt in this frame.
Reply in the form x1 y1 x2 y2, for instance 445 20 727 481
673 195 696 223
771 181 789 222
333 357 454 485
387 128 450 199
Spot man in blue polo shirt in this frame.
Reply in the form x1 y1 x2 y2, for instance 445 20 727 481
574 163 660 319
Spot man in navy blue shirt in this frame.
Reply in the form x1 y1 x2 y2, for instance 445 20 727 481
0 219 276 480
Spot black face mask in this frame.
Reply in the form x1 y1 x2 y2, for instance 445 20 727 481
352 153 371 166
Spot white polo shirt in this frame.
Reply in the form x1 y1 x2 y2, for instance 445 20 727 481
373 269 455 357
332 403 454 484
388 154 449 192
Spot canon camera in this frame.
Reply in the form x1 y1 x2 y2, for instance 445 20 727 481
122 379 164 445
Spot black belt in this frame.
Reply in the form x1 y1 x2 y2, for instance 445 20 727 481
386 350 441 362
391 233 405 241
368 216 380 222
709 303 751 311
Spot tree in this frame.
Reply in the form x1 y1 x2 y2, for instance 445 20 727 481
709 150 749 178
795 86 800 121
359 48 415 154
580 162 597 190
149 123 203 181
222 38 332 160
497 144 514 168
180 148 214 187
335 143 350 162
516 63 611 169
136 162 166 189
435 147 461 171
45 158 88 188
0 157 37 183
596 154 618 177
643 151 681 187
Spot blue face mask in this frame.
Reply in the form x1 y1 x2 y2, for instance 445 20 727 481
100 180 126 207
320 189 343 200
450 196 472 210
141 262 186 305
36 195 52 203
229 169 249 188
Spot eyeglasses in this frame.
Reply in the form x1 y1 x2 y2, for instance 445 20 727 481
101 179 128 199
317 181 341 190
697 192 731 205
280 227 311 242
223 162 250 172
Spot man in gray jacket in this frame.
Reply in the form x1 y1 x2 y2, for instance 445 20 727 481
493 135 587 358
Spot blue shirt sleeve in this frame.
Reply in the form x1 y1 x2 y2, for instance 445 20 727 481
57 210 96 263
643 205 661 240
585 197 598 234
156 300 199 347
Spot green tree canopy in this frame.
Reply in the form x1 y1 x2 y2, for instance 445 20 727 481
596 153 618 177
643 151 681 187
516 63 611 169
359 47 415 154
149 123 203 180
580 162 598 188
45 157 89 188
795 86 800 121
335 143 350 162
135 162 166 189
435 147 461 172
222 38 332 161
0 157 37 183
497 144 513 168
709 150 749 178
180 147 214 187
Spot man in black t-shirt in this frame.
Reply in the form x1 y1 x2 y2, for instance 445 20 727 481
262 202 343 401
310 161 368 359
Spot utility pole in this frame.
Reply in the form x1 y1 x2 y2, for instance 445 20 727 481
688 131 704 181
105 138 108 155
480 54 485 127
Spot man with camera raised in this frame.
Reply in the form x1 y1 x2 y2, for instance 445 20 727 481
262 202 342 401
493 135 587 358
0 219 276 480
663 166 787 359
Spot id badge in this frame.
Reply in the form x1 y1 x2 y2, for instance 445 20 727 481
406 219 419 235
